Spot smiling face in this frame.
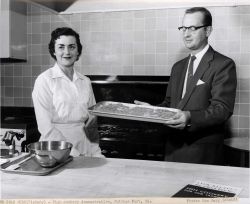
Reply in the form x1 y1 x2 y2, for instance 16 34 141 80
54 35 79 68
182 12 212 54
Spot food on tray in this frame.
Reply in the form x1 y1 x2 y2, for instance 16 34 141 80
93 102 177 120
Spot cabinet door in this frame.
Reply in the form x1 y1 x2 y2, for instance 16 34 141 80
0 0 11 58
0 0 27 60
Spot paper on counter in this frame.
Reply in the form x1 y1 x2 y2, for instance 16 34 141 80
193 180 242 196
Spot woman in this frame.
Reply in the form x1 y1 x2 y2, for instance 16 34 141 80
32 27 103 157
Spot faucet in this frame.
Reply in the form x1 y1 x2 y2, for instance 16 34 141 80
8 139 16 155
2 131 24 155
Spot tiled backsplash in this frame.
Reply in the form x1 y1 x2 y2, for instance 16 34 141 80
0 4 249 137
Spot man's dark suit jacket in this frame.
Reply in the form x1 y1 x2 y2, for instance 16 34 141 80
159 46 237 165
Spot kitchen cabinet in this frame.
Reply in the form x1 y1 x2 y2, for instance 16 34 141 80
0 0 27 62
27 0 75 13
224 137 250 167
26 0 250 14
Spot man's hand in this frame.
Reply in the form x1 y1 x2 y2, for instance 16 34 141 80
164 110 191 130
134 100 151 106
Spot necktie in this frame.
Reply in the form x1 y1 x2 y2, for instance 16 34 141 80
186 55 196 89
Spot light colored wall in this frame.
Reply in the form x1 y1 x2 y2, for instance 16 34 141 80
0 4 249 138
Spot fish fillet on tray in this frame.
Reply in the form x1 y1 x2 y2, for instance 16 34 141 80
88 101 178 124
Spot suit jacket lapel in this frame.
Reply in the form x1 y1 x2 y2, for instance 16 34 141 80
177 47 214 109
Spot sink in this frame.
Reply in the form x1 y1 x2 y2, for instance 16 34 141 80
0 148 19 158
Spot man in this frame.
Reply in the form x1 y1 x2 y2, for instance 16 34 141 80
135 7 237 165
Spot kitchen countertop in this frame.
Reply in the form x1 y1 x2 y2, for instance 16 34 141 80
0 156 249 199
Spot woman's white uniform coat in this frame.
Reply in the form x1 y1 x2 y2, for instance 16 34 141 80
32 63 103 157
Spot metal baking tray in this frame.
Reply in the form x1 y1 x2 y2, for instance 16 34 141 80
0 154 73 176
88 101 178 124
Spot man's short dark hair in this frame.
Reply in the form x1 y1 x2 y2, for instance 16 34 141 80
185 7 212 26
48 27 83 61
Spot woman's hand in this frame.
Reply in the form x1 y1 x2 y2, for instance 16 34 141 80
134 100 151 106
164 110 191 130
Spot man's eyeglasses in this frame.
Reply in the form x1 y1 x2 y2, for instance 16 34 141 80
178 25 208 32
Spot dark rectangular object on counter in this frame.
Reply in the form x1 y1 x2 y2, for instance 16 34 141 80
172 184 235 198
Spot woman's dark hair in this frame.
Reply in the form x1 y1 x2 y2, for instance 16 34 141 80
185 7 212 26
48 27 82 61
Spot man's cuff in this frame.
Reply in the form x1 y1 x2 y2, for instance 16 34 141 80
185 111 191 127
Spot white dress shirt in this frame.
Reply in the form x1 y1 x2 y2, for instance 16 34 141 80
32 63 103 157
182 44 210 98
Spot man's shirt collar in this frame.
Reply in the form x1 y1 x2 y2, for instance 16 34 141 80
192 44 210 60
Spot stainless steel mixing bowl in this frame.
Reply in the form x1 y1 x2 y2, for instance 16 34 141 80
27 141 73 167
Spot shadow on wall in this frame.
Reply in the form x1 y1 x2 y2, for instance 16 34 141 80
225 119 234 139
31 0 77 12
